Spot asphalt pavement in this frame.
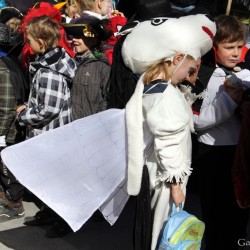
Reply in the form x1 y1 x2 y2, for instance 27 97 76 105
0 192 135 250
0 189 249 250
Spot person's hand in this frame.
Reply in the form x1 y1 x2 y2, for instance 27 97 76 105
224 74 243 88
170 183 185 207
224 76 244 104
110 10 125 17
16 105 27 115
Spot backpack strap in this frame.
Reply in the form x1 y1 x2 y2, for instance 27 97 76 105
171 203 183 215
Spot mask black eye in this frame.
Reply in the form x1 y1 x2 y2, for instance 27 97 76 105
188 68 196 76
151 18 168 26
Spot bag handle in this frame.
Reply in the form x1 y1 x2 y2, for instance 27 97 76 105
171 203 183 215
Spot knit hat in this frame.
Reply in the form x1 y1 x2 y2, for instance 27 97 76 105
121 14 216 75
0 7 23 24
62 16 112 41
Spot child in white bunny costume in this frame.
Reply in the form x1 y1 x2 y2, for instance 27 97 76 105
123 14 216 249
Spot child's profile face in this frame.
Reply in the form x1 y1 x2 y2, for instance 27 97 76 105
26 33 45 54
171 57 197 85
66 4 79 18
215 40 245 68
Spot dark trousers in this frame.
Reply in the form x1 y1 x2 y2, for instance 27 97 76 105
0 147 24 201
196 142 249 250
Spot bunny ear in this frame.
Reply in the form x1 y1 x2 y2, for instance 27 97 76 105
117 20 141 36
122 14 217 74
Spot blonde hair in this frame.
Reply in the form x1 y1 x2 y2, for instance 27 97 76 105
5 17 22 33
74 0 95 13
25 15 60 50
143 54 194 85
143 59 171 85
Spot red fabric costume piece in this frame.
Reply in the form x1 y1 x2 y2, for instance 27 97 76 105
239 45 249 63
21 2 75 71
104 15 127 64
232 102 250 202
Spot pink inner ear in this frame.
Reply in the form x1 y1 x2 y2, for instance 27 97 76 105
202 26 214 40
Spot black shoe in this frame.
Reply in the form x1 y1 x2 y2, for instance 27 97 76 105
24 207 58 226
45 220 72 238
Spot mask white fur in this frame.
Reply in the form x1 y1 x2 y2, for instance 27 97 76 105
122 14 216 74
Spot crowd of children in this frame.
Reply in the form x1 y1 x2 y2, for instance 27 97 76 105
0 0 249 249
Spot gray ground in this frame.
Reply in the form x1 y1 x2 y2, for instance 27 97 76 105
0 190 249 250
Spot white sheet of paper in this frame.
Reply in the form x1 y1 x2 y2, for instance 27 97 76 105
1 109 129 231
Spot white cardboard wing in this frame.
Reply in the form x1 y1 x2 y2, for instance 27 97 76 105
1 109 129 231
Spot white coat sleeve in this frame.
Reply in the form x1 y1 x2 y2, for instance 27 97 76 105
144 86 192 183
193 72 238 131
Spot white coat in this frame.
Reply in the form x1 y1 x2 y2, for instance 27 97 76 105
126 75 194 249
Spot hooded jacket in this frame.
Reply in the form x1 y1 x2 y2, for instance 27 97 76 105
72 51 110 120
18 47 77 138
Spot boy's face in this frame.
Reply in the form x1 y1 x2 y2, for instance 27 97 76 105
72 37 97 54
215 40 245 68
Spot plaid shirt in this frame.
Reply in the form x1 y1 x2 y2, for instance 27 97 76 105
18 47 77 138
0 59 16 143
